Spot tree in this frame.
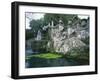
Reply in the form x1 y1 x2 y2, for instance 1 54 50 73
29 18 44 32
43 13 78 26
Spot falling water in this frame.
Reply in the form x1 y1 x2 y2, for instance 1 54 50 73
35 30 42 40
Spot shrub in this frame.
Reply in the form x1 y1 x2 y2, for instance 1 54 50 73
66 46 89 58
31 40 48 53
26 30 35 40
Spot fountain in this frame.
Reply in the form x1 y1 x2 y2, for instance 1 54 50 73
35 30 42 40
26 30 42 54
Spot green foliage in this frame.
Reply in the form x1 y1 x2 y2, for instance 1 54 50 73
26 30 34 40
26 53 63 59
66 46 89 61
31 40 48 52
29 14 78 31
67 46 89 55
43 13 77 26
41 29 50 40
30 19 44 32
28 13 80 41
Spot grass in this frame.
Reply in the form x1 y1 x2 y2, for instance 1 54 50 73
26 53 63 60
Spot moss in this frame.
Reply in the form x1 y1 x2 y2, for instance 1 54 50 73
26 53 63 59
